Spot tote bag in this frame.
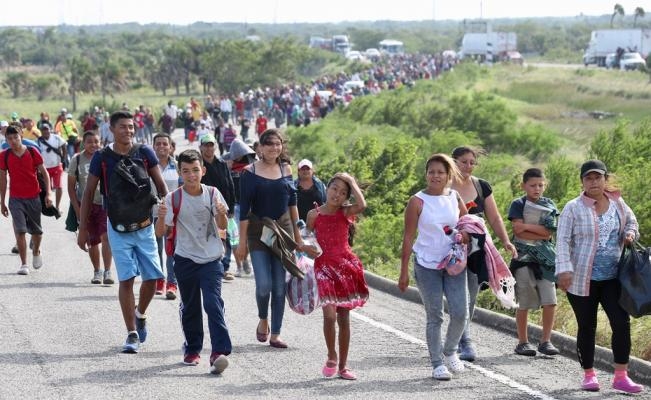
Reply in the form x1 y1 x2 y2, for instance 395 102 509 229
617 242 651 318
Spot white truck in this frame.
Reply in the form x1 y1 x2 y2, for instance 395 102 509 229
460 32 517 61
583 29 651 66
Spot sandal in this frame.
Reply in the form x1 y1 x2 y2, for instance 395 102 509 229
322 360 337 378
338 368 357 380
256 324 270 343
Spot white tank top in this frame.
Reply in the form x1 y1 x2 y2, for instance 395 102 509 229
412 189 460 269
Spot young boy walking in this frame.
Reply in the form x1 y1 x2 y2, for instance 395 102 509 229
155 149 232 374
508 168 560 357
78 111 167 353
0 125 52 275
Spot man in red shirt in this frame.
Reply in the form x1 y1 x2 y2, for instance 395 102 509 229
255 111 268 136
0 125 52 275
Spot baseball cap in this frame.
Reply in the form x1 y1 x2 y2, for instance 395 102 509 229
0 120 8 128
298 159 313 169
200 134 217 145
60 108 67 113
41 122 51 130
10 112 18 120
580 160 607 178
66 113 73 119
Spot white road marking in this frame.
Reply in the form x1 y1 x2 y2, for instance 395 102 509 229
352 311 560 400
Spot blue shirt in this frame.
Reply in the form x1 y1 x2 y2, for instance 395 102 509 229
1 139 40 151
239 168 297 221
88 144 159 208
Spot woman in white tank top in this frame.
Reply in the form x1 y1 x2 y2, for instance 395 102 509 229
398 154 470 381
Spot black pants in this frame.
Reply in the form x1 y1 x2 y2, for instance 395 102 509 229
566 279 631 369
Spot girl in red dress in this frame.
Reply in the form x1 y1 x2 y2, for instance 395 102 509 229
306 172 369 380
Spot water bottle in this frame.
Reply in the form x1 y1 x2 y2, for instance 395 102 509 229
296 219 323 257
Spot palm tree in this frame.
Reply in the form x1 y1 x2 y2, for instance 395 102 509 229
610 3 625 28
634 7 645 28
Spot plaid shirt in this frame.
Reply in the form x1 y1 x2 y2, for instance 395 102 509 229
555 191 638 296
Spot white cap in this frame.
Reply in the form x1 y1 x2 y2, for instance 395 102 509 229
0 120 8 127
298 159 313 169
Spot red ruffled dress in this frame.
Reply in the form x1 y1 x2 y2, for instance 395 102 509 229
313 207 369 309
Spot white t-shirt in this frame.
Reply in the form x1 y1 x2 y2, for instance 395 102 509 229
412 189 460 268
38 135 66 168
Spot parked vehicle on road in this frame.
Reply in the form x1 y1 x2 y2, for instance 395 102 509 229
619 52 646 70
583 29 651 67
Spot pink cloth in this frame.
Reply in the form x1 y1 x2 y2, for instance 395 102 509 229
456 214 518 309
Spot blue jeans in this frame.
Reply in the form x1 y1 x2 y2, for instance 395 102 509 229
250 249 286 335
460 270 479 343
174 255 232 355
414 261 468 369
221 235 231 273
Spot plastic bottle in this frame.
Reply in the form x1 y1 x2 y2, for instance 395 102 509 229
296 219 323 257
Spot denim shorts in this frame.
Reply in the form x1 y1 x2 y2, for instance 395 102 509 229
107 222 163 282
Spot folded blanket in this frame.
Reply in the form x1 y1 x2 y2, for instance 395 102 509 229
457 214 518 309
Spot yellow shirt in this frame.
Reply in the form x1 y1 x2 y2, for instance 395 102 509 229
23 127 41 140
55 120 78 140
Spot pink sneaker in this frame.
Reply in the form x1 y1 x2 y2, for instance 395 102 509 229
581 374 600 391
613 376 643 394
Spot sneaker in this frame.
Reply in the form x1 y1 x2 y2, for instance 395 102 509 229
613 376 643 394
91 270 102 284
122 332 139 353
458 339 477 362
32 254 43 270
210 353 229 375
165 282 178 300
103 270 114 285
234 268 243 278
11 246 18 254
155 279 165 295
537 341 560 356
135 310 147 343
223 271 235 281
17 265 29 275
515 342 537 356
243 259 252 275
183 353 201 366
581 374 600 391
432 365 452 381
444 353 465 373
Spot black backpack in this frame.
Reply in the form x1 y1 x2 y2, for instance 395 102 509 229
100 144 158 232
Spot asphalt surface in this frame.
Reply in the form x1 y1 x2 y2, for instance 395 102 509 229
1 128 650 399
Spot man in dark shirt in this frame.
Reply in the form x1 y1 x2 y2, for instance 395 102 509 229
294 159 326 222
200 134 236 281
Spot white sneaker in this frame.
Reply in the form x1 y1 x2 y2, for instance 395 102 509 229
32 254 43 270
433 365 451 380
445 353 465 373
17 265 29 275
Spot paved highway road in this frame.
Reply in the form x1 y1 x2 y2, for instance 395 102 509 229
1 129 649 399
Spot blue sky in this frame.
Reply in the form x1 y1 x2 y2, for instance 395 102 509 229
0 0 646 26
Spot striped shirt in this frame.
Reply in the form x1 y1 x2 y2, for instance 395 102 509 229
555 191 638 296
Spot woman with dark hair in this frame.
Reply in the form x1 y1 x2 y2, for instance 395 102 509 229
234 129 303 349
556 160 642 394
450 146 517 362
